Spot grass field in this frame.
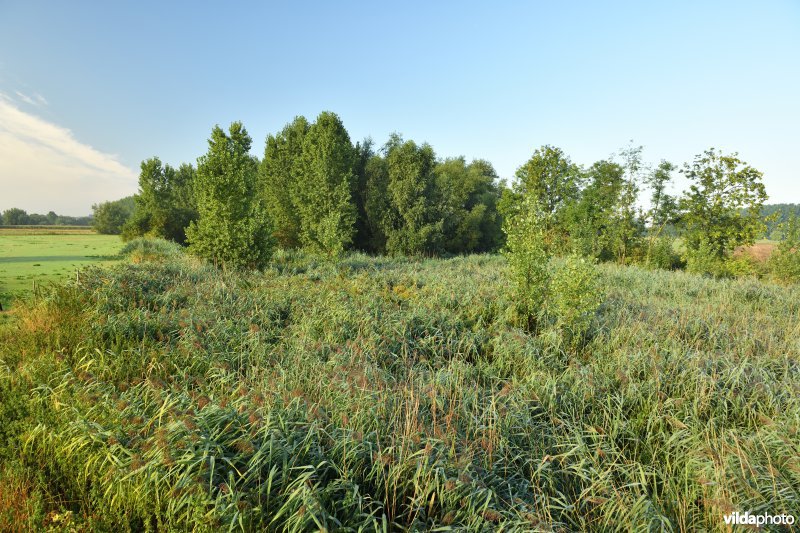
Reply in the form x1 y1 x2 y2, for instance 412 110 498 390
0 229 122 310
0 249 798 531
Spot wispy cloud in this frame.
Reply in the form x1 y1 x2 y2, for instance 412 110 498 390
0 96 137 215
14 90 48 107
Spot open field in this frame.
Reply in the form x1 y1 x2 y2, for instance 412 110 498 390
0 251 798 531
734 241 779 263
0 229 122 310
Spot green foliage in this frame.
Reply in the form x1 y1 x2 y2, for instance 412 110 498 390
0 209 92 226
120 237 183 263
758 203 800 239
2 207 31 225
361 154 391 253
566 159 627 260
350 138 377 252
680 149 768 274
186 122 274 270
512 145 580 218
434 157 503 254
645 237 683 270
259 116 309 249
123 158 197 244
91 196 135 235
383 138 442 255
768 214 800 283
502 195 550 329
292 112 356 257
504 195 603 346
548 254 604 347
502 146 580 254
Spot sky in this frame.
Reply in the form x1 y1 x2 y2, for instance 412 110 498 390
0 1 798 215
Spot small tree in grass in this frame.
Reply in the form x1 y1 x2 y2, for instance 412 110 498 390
186 122 274 270
503 195 550 331
680 149 767 276
768 215 800 284
504 195 604 346
549 254 604 347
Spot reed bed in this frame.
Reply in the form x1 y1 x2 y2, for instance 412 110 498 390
0 252 798 531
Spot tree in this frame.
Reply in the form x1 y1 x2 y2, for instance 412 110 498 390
186 122 274 270
502 146 582 254
92 196 135 235
292 112 357 257
679 149 768 274
565 160 626 260
259 116 308 249
351 138 376 251
123 158 197 244
361 153 391 253
601 143 647 264
383 137 442 255
2 208 30 225
645 160 678 231
434 157 503 254
767 214 800 283
512 146 580 218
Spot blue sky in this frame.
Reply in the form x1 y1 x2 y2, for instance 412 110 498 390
1 1 798 214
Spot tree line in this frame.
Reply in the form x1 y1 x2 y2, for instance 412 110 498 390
0 208 93 226
112 111 793 278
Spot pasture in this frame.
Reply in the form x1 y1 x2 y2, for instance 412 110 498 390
0 228 122 311
0 249 798 531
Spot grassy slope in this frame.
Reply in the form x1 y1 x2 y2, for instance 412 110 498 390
0 231 122 309
0 252 798 531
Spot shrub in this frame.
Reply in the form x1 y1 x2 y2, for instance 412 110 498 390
502 196 550 330
548 254 604 347
684 238 729 277
768 215 800 284
645 237 683 270
120 238 182 263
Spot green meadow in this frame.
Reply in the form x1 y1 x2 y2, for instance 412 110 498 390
0 230 122 309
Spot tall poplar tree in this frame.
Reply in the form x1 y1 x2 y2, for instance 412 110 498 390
292 112 356 256
259 116 308 249
186 122 273 269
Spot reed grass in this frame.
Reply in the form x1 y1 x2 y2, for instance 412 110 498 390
0 252 798 530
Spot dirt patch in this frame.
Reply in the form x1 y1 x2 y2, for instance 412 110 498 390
733 243 776 263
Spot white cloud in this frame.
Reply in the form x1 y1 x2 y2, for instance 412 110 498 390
0 97 138 215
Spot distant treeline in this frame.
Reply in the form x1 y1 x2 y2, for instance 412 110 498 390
0 207 92 226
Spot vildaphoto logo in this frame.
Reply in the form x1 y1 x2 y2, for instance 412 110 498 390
723 511 795 528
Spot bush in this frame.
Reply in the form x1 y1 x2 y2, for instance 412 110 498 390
768 215 800 284
502 196 550 330
120 238 182 263
645 237 683 270
548 255 604 347
504 197 604 345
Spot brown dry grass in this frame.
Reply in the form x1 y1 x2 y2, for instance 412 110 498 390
733 242 776 263
0 470 36 532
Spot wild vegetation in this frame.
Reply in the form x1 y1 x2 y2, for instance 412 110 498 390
102 111 797 284
0 247 798 531
2 111 799 530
